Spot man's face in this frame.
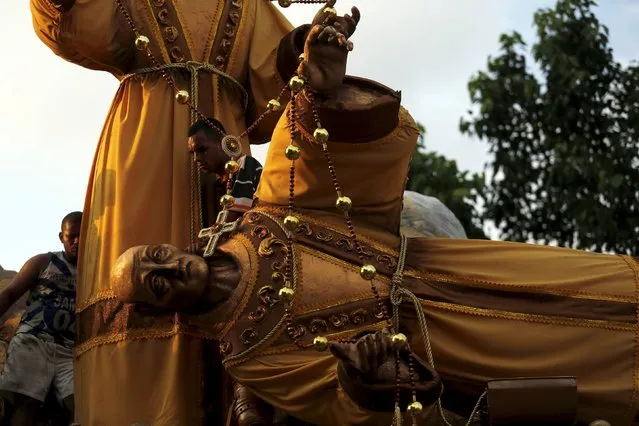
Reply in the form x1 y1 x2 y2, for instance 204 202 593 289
188 131 227 174
113 244 210 309
59 221 81 263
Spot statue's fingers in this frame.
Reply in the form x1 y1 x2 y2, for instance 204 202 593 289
325 0 337 7
343 10 360 37
306 24 324 46
328 32 346 47
318 26 336 43
351 7 361 25
329 341 355 365
296 61 310 81
338 34 349 48
364 334 378 372
378 330 392 358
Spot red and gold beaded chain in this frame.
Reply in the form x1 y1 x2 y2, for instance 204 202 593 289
114 0 425 424
279 82 424 425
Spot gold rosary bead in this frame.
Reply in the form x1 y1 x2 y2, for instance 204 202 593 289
283 215 300 231
278 287 295 303
298 53 305 62
360 264 377 281
313 128 329 143
175 90 190 104
285 144 301 160
407 401 423 416
278 0 292 7
335 196 352 212
224 160 240 174
313 336 329 352
289 76 305 92
220 194 235 208
323 6 337 16
391 333 408 350
267 99 282 112
135 35 150 50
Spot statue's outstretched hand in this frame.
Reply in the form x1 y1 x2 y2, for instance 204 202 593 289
299 1 361 93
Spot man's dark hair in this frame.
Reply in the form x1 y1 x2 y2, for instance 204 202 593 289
61 211 83 229
187 117 226 140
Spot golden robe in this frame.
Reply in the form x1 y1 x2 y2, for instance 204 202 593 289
30 0 306 423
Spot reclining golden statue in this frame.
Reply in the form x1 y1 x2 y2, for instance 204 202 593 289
105 70 636 425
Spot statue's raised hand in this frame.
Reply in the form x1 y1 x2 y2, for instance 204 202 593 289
299 1 361 93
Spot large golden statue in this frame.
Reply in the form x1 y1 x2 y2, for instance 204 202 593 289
29 0 361 423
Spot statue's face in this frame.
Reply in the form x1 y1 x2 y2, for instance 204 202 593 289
112 244 209 309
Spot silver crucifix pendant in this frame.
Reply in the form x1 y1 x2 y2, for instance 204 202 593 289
198 210 239 258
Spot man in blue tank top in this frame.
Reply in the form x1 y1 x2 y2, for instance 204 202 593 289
0 211 81 425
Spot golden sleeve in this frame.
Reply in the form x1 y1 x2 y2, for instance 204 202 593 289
29 0 133 76
229 351 434 425
244 0 310 144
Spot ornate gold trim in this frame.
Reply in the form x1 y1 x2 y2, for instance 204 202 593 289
226 0 249 73
252 205 399 256
404 268 637 304
421 299 635 332
76 290 116 313
170 0 195 60
203 0 225 61
141 0 171 64
215 233 260 340
223 321 387 368
73 324 217 358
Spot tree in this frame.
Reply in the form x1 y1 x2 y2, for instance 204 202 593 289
407 123 487 239
460 0 639 254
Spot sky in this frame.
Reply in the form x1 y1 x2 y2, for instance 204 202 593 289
1 0 638 271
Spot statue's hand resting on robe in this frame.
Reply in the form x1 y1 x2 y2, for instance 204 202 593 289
329 329 443 414
329 328 410 384
300 0 361 93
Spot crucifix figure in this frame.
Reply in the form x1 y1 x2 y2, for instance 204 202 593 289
198 210 239 257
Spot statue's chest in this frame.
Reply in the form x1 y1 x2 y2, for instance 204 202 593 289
219 209 398 367
130 0 244 67
172 0 218 59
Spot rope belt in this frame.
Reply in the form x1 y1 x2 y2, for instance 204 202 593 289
120 61 249 122
390 235 485 426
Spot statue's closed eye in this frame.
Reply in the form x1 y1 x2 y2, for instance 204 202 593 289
151 246 169 262
149 275 170 299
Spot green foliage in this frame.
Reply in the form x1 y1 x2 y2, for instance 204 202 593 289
460 0 639 253
407 124 487 239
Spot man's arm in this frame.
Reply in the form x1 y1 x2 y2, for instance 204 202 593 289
0 254 48 318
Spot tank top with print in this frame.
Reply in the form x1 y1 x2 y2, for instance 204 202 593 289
16 252 76 348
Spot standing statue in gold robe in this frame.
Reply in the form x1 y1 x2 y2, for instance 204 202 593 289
29 0 362 423
110 40 637 426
